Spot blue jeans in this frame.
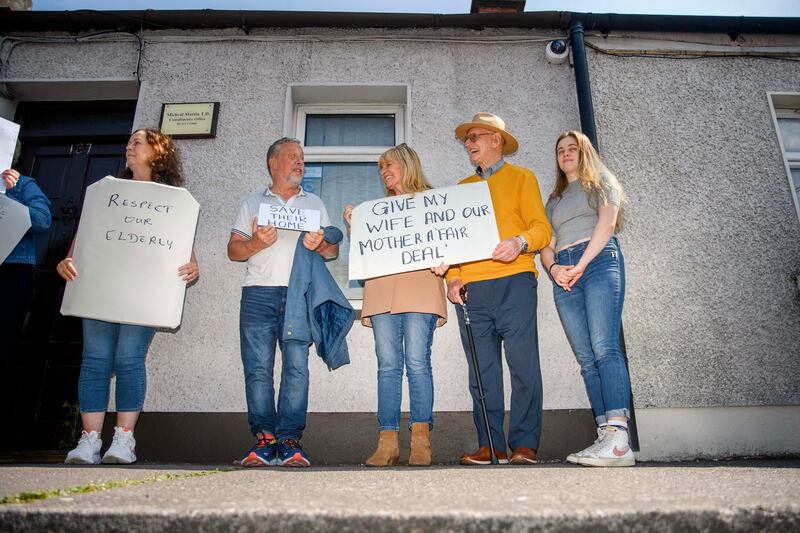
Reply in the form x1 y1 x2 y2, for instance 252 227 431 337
455 272 542 451
78 318 155 413
371 312 437 431
554 237 631 425
240 286 309 440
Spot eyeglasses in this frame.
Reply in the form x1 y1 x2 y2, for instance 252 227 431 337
462 132 494 145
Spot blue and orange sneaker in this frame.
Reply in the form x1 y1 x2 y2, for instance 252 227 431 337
278 439 310 467
241 432 278 467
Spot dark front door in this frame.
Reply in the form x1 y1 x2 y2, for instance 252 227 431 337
5 101 135 454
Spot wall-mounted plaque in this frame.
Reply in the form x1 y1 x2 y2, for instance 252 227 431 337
159 102 220 139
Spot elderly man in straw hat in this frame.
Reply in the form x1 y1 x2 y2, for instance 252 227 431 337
435 112 551 465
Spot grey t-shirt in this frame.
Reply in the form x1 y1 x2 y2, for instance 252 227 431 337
545 175 620 250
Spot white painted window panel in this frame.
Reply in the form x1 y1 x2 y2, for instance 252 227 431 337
295 103 405 301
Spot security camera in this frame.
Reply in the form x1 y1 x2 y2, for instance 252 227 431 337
545 39 569 64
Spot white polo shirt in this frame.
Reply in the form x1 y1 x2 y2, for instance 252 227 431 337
232 187 331 287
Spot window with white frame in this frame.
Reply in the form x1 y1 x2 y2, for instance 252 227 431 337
295 104 405 300
769 93 800 221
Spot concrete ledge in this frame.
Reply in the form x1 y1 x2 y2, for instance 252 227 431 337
2 507 798 532
635 406 800 461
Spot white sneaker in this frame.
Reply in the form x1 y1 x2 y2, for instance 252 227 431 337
101 426 137 464
566 425 606 464
576 426 635 467
65 430 102 465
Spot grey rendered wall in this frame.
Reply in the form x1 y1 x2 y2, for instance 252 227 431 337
5 28 588 414
586 47 800 408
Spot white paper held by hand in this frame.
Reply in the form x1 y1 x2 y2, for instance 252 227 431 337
348 181 499 280
60 177 200 329
258 203 320 232
0 193 32 263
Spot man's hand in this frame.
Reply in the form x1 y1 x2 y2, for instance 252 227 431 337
303 229 325 251
447 278 465 305
250 216 277 251
491 237 522 263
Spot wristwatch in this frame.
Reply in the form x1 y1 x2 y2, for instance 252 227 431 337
515 235 528 253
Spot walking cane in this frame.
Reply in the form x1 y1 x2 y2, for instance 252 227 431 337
460 286 499 465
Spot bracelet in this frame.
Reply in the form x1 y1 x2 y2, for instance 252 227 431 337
548 263 558 276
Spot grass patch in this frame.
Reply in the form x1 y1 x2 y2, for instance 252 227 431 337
0 469 230 505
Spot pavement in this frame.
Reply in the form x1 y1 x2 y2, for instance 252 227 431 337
1 459 798 532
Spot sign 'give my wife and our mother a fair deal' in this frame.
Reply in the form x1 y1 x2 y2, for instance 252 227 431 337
60 177 199 329
348 181 500 280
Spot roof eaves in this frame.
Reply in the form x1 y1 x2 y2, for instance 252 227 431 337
0 10 798 35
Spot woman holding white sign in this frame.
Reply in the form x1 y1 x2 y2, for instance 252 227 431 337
344 144 447 467
540 130 634 467
57 128 199 465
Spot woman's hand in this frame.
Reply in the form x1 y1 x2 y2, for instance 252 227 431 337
563 263 586 289
343 204 353 226
551 264 575 291
343 204 353 235
57 257 78 281
178 259 199 284
431 262 449 277
2 169 20 189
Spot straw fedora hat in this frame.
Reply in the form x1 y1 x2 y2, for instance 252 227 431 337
455 112 519 155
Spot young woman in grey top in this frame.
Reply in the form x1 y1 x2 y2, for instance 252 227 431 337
540 130 634 467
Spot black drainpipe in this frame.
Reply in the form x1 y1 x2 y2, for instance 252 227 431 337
568 20 599 148
569 19 640 451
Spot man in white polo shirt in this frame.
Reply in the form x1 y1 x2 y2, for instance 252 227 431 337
228 137 338 468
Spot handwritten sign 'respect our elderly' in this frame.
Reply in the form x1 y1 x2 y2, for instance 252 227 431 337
348 181 500 280
258 203 320 232
60 177 199 329
0 193 31 263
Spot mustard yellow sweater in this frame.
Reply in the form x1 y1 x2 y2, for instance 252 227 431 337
445 162 551 285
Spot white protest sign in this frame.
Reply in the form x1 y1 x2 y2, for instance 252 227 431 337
0 193 31 263
60 177 199 329
348 181 500 280
0 117 21 193
258 203 320 232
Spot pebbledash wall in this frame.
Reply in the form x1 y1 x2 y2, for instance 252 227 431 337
1 11 799 462
584 32 800 459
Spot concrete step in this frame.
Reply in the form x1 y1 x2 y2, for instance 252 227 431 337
1 460 798 532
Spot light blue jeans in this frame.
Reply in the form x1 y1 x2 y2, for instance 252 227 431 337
554 237 631 425
78 318 156 413
371 312 437 431
240 286 310 440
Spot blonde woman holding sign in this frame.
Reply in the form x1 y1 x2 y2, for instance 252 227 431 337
57 128 199 465
344 144 447 466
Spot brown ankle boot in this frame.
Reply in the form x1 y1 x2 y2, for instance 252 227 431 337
408 422 431 466
365 430 399 466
